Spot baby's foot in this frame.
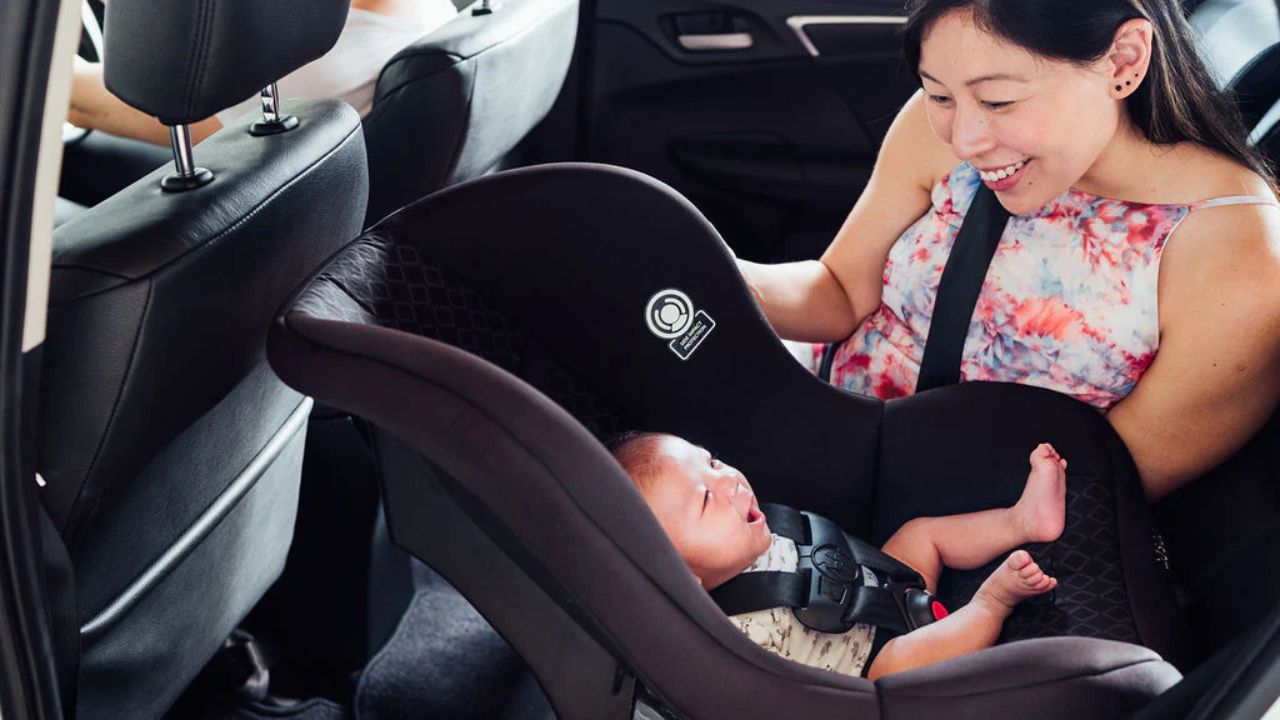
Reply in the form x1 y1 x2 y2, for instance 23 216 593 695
972 550 1057 615
1013 443 1067 543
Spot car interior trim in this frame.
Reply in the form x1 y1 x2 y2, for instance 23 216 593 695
785 15 908 58
677 32 754 51
78 396 314 640
23 0 80 353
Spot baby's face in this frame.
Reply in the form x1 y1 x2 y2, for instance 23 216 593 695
635 435 772 590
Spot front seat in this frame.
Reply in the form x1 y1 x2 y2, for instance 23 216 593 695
38 1 369 718
361 0 578 223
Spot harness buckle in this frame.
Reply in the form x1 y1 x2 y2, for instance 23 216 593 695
795 543 863 633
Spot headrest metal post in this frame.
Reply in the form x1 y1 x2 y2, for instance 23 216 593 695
160 123 214 192
249 83 300 136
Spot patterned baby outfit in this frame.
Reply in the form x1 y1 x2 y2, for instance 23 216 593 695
828 162 1280 409
729 534 878 677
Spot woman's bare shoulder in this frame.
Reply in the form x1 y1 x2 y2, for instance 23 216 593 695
1158 148 1280 331
1152 142 1274 203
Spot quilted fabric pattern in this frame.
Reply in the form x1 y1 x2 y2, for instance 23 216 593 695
307 235 623 439
937 475 1141 644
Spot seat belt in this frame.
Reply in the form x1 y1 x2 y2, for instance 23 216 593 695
915 185 1011 392
818 185 1011 387
709 504 948 636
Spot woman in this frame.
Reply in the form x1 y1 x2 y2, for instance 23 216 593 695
739 0 1280 501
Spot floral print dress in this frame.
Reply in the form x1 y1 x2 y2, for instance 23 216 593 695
828 162 1278 410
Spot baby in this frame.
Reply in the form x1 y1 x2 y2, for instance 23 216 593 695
609 432 1067 680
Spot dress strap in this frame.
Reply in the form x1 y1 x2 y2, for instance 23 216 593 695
1188 195 1280 211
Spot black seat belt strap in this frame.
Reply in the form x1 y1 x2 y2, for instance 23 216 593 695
711 571 809 616
759 503 809 545
845 586 911 636
842 538 926 588
915 185 1011 392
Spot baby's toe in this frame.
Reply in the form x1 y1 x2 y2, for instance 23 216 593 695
1007 549 1033 570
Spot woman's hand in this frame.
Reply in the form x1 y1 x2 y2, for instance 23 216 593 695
740 92 952 343
1107 199 1280 500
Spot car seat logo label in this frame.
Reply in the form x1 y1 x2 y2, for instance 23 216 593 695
645 289 715 361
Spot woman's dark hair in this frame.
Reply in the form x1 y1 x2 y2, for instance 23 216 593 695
902 0 1276 190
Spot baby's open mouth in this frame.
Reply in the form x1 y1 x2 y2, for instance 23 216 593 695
746 504 764 525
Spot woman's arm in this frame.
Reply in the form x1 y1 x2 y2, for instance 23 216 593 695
69 57 221 146
738 91 950 342
1107 201 1280 500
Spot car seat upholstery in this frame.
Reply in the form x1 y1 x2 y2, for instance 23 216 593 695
361 0 577 224
38 2 368 718
269 163 1183 719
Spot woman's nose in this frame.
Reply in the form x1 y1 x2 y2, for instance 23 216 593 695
949 103 997 161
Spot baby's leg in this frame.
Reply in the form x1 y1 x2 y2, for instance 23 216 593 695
881 443 1067 592
866 551 1055 680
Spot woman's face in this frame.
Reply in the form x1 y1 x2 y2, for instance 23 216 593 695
918 9 1123 215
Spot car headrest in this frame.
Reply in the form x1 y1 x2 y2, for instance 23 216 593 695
103 0 350 124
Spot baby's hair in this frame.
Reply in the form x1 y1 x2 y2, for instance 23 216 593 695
605 430 666 488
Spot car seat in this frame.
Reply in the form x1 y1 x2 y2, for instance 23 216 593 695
40 1 369 718
361 0 578 224
269 163 1184 719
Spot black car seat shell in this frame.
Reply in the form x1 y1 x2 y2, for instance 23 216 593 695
361 0 578 224
40 1 368 718
269 163 1184 718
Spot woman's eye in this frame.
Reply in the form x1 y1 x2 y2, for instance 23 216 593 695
982 100 1013 110
928 94 953 106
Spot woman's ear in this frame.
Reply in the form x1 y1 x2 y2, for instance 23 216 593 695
1108 18 1154 98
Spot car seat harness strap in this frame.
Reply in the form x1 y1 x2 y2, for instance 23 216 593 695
710 504 946 635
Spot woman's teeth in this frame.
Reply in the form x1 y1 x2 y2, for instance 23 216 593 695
979 160 1027 182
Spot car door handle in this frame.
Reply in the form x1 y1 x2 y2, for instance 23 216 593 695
670 11 754 52
677 31 754 51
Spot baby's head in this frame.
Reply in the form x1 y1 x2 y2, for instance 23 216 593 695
609 432 771 590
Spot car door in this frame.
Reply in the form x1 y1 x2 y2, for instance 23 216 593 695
0 0 80 715
583 0 919 262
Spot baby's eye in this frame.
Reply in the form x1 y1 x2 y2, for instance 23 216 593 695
701 489 711 514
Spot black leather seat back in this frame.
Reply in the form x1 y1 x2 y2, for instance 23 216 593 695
39 2 367 718
362 0 578 223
